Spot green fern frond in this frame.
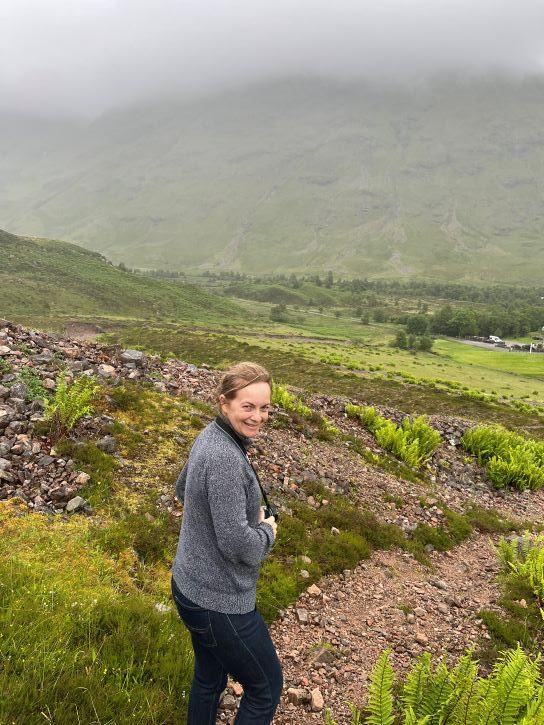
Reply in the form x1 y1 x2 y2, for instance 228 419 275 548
403 705 431 725
478 645 536 725
402 652 431 713
44 373 100 437
348 702 364 725
365 649 395 725
518 690 544 725
440 653 479 724
416 661 453 724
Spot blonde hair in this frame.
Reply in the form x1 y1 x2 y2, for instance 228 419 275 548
217 361 272 402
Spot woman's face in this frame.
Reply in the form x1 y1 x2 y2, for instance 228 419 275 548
220 381 271 438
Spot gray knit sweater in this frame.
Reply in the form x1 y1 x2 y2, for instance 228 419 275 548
171 419 276 614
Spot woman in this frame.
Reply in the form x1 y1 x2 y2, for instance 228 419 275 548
171 361 282 724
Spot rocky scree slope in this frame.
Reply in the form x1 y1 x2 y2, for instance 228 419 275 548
1 319 542 724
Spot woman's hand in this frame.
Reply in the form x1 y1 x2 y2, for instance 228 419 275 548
259 506 277 537
263 515 277 537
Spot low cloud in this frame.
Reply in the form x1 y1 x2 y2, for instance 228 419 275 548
1 0 543 116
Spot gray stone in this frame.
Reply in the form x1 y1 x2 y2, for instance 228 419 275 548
310 688 324 712
287 688 310 705
309 646 337 665
120 349 146 367
415 632 429 646
10 383 28 400
296 608 309 624
33 352 54 364
97 435 117 453
220 694 237 711
97 364 116 378
9 398 26 413
66 496 87 513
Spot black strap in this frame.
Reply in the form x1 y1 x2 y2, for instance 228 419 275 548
214 416 273 512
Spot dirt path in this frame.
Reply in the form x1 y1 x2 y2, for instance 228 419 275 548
268 534 502 723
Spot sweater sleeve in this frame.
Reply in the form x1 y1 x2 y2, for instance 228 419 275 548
205 455 275 567
175 464 188 502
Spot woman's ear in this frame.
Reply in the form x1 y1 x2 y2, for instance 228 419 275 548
218 394 226 413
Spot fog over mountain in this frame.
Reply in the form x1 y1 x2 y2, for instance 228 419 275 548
1 0 544 116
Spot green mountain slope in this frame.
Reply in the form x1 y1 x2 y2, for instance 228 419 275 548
2 77 544 284
0 229 242 322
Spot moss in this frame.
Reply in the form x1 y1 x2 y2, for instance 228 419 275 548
465 505 518 534
478 609 529 648
384 493 405 508
55 438 118 506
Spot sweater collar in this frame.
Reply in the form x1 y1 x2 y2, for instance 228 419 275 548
214 415 251 452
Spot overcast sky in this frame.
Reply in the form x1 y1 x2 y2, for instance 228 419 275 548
1 0 544 117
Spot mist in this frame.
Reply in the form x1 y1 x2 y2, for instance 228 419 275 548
1 0 544 117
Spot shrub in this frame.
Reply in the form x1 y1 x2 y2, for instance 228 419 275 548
44 374 100 438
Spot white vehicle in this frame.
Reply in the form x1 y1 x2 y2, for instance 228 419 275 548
488 335 503 343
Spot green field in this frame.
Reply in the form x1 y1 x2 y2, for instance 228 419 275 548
435 339 544 377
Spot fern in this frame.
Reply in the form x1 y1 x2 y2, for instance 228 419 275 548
404 708 431 725
461 426 544 491
440 653 480 724
518 691 544 725
416 661 453 723
365 649 395 725
326 647 544 725
44 374 100 438
402 651 431 713
498 534 544 603
478 645 538 725
271 383 312 418
346 404 441 468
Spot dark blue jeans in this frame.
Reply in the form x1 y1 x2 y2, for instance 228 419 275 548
171 578 283 724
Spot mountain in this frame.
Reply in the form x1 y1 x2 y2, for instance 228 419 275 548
0 229 242 322
2 77 544 284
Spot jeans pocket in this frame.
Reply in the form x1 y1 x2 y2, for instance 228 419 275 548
172 587 217 648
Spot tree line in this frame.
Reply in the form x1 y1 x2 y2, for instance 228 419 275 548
394 305 543 340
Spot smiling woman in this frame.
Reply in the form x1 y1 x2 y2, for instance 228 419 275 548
170 362 282 724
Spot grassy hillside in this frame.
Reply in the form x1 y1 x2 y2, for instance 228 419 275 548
2 77 544 284
0 229 243 323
